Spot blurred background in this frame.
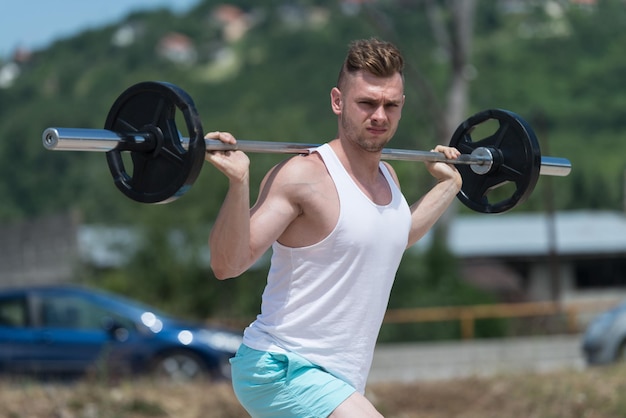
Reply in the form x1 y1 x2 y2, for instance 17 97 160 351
1 0 624 343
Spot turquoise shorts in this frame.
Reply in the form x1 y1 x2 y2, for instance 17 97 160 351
229 344 356 418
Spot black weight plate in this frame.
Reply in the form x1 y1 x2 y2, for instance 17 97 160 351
105 81 205 204
448 109 541 214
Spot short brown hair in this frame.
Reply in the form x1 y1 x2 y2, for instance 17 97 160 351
337 38 404 89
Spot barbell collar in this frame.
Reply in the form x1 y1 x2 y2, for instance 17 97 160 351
42 127 571 177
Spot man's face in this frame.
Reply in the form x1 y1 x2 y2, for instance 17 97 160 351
332 70 405 153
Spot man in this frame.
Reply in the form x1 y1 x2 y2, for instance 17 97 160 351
205 38 462 418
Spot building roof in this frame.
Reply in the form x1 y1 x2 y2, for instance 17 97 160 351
420 210 626 258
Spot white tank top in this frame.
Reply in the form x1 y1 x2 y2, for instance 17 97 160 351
242 143 411 393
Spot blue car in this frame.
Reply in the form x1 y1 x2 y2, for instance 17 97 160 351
0 285 242 381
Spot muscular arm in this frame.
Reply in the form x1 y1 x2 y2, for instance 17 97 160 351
387 145 463 248
407 173 461 247
206 133 303 279
208 176 253 279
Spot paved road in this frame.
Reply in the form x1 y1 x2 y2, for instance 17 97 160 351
368 334 585 383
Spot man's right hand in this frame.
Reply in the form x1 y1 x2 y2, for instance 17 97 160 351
204 131 251 183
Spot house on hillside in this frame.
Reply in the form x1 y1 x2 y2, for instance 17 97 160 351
210 4 252 43
156 32 197 65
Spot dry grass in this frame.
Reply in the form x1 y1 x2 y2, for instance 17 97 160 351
369 365 626 418
1 365 625 418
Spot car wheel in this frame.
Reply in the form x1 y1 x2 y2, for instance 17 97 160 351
616 341 626 363
151 350 209 382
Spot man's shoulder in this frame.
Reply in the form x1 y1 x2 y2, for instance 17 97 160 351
274 151 327 180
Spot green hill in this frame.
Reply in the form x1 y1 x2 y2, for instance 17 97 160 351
2 1 625 224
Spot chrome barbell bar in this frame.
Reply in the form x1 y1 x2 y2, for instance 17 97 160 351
42 127 572 177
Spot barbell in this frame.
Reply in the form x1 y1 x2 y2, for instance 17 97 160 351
42 81 571 213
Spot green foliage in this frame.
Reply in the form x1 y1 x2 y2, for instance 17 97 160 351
469 0 626 212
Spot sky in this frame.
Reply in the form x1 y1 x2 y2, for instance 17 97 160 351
0 0 200 59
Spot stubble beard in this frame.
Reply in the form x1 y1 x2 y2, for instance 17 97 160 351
341 117 391 153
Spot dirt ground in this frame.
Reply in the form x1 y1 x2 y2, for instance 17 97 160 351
1 365 625 418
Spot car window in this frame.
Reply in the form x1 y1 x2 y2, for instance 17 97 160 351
0 296 27 327
39 294 134 331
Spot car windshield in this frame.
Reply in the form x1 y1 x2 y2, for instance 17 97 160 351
33 287 178 331
96 291 172 319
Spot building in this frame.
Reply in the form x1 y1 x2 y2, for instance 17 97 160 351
415 210 626 303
